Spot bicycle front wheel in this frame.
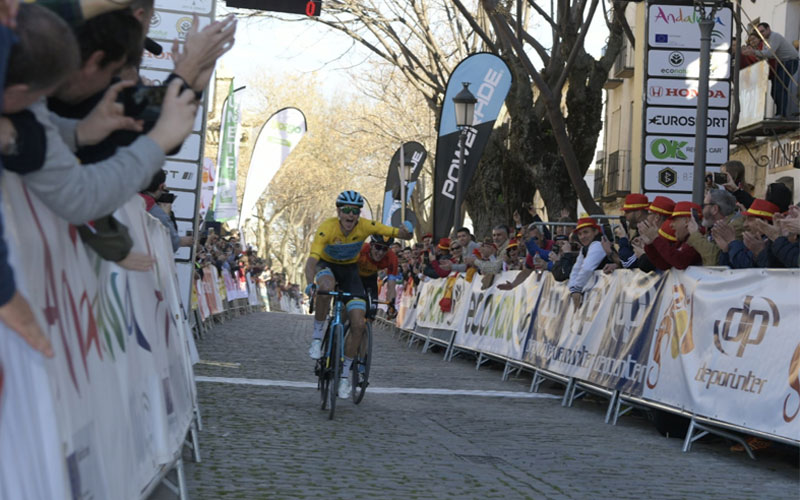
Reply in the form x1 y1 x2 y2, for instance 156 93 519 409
352 321 372 404
319 326 332 410
328 323 344 420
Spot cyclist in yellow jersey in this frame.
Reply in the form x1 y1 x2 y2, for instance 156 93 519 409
305 190 412 398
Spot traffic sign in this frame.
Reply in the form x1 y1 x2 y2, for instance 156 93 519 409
225 0 321 16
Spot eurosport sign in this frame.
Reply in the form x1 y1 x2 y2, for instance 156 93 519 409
647 49 730 79
646 107 729 136
648 4 732 51
645 135 729 164
646 78 730 107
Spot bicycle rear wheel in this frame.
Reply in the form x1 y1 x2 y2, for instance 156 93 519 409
328 324 344 420
352 321 372 404
319 327 332 410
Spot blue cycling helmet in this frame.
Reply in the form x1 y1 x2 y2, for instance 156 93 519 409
336 190 364 208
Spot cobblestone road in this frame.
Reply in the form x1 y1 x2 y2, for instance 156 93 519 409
152 311 799 499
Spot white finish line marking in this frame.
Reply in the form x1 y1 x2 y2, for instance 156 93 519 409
195 376 561 399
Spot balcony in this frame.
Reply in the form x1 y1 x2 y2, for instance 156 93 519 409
605 150 631 198
594 158 605 203
735 60 799 140
612 36 635 79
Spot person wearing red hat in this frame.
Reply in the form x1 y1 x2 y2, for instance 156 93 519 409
640 201 702 270
719 199 783 268
616 193 650 269
567 217 611 308
422 238 455 278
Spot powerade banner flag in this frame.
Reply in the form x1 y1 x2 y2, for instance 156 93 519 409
381 141 426 226
213 80 241 222
433 53 512 241
238 107 307 227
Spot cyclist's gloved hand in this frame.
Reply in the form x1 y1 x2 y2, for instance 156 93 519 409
403 220 414 233
305 283 316 296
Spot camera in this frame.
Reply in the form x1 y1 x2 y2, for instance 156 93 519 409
706 172 727 184
117 85 168 124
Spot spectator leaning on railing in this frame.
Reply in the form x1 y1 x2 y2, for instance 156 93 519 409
568 217 610 308
628 195 675 272
465 224 510 276
742 22 800 118
616 193 649 269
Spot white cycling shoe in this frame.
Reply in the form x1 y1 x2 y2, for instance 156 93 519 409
308 339 322 359
338 377 351 399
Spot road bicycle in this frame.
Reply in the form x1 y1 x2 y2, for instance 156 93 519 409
311 289 373 419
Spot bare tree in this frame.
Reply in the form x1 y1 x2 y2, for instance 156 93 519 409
252 0 628 232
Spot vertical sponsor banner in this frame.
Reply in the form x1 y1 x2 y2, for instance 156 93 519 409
398 281 418 329
642 268 800 440
238 107 307 228
433 53 512 241
381 142 427 225
213 80 241 222
455 271 542 360
642 2 732 200
198 157 216 222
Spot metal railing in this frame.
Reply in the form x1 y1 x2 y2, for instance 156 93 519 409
613 36 635 78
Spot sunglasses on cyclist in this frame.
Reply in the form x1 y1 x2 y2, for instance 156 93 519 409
372 244 389 252
339 206 361 215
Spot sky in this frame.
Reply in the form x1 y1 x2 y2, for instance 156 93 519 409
214 1 613 108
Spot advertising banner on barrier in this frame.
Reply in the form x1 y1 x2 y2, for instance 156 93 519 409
414 276 471 332
0 174 196 499
455 271 542 360
398 281 418 330
642 268 800 440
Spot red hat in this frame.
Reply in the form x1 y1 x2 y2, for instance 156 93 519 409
423 233 433 239
573 217 601 233
671 201 701 219
743 199 780 221
623 193 650 212
506 239 519 249
437 238 451 250
657 220 677 242
648 196 675 216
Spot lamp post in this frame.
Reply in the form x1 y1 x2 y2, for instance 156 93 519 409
691 0 724 205
452 82 477 231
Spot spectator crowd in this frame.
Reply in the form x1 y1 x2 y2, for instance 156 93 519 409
381 159 799 310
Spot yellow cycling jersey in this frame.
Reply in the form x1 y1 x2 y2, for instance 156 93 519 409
310 217 399 265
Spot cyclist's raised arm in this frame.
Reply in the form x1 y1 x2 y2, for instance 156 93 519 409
363 218 413 240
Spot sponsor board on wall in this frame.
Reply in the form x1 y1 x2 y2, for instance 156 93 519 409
642 2 732 197
647 4 732 50
645 135 729 164
644 163 721 192
647 49 730 80
646 78 730 107
645 107 729 136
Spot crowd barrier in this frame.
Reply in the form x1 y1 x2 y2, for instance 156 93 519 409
0 173 201 499
190 264 267 340
385 267 800 451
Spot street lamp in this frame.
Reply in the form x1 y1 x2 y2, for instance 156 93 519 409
691 0 725 205
452 82 477 231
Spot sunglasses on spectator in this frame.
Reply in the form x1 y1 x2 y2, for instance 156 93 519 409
372 244 389 252
340 206 361 215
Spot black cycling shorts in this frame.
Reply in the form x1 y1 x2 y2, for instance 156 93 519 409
360 274 378 302
315 260 365 298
